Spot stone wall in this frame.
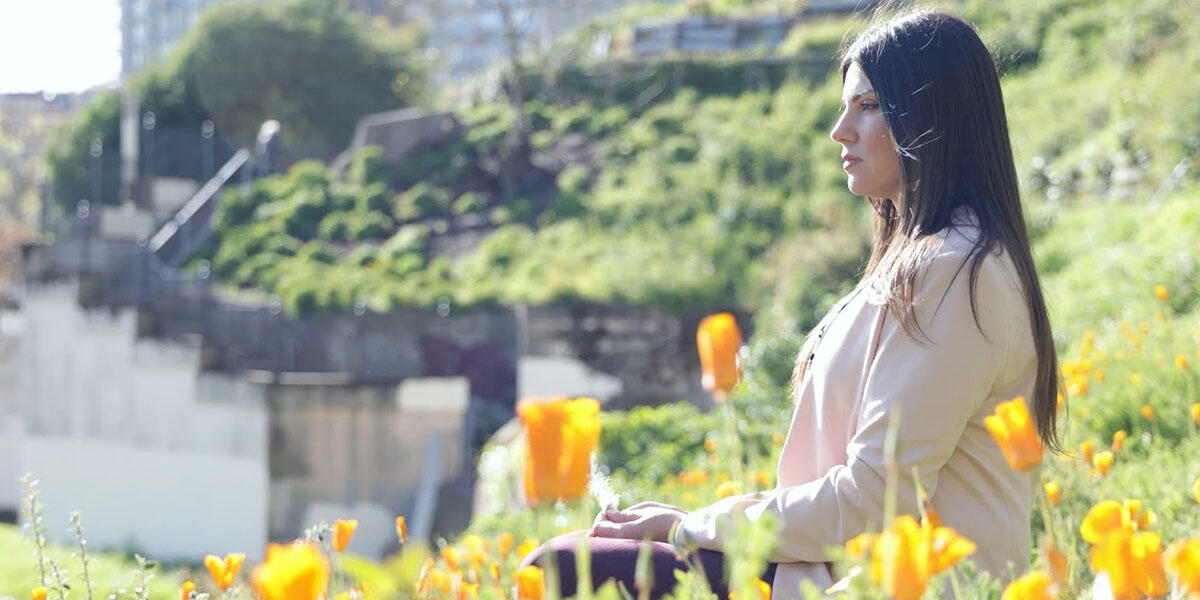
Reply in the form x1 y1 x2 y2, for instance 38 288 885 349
518 303 734 409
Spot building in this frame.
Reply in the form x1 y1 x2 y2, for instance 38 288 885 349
119 0 405 79
120 0 657 85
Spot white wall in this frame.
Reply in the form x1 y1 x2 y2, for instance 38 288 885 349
518 355 622 403
19 283 269 560
0 310 23 513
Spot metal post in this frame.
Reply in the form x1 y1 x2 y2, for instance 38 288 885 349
201 119 215 180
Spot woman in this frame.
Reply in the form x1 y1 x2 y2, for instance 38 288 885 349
521 9 1061 599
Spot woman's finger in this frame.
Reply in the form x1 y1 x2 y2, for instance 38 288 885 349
601 508 641 523
592 517 647 540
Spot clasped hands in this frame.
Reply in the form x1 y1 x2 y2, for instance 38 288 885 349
589 501 688 542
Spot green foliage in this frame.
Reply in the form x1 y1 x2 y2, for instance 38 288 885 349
43 0 427 212
393 182 453 223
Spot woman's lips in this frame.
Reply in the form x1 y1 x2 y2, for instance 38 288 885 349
842 157 862 170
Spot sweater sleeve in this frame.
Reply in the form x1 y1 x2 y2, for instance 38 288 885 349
675 248 1017 563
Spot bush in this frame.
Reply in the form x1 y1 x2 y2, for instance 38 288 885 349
392 182 452 222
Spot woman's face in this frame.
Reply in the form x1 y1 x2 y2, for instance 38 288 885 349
830 62 902 203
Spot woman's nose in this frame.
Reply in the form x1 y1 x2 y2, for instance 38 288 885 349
830 112 854 145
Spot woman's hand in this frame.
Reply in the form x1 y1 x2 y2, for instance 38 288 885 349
590 501 688 542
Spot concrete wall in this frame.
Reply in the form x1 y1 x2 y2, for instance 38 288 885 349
19 282 270 560
0 310 22 519
17 282 473 560
267 378 469 553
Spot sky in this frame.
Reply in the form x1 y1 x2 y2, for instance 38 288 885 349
0 0 122 94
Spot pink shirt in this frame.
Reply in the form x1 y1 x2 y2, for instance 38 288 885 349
677 207 1038 598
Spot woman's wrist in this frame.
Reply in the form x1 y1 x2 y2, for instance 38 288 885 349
668 517 689 556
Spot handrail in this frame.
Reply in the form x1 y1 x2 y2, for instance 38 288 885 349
147 148 250 258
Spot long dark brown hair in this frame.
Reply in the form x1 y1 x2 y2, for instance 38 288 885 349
795 9 1063 452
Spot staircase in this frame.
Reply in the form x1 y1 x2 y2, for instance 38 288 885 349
148 148 251 267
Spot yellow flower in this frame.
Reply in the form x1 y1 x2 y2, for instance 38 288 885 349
704 437 717 453
1165 538 1200 598
1080 440 1095 464
204 552 246 590
1067 375 1089 397
1096 368 1106 382
516 538 539 561
876 516 928 600
32 588 47 600
772 432 784 446
1130 372 1143 386
678 470 709 486
860 514 975 600
518 397 602 504
844 532 877 558
1191 403 1200 425
251 542 331 600
716 481 739 499
1081 500 1155 543
1192 478 1200 505
178 581 195 600
441 545 463 573
1043 481 1061 505
983 397 1044 472
754 578 771 600
416 557 437 597
497 532 515 557
1001 570 1051 600
333 519 358 552
516 565 545 600
456 580 480 600
1090 530 1169 599
1178 354 1191 371
697 312 742 395
1093 450 1114 476
1154 284 1168 303
396 516 408 544
1111 430 1128 453
1140 404 1154 422
752 469 771 489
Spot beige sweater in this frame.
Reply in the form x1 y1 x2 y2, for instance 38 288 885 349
676 208 1038 599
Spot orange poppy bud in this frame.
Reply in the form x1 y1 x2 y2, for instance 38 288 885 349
1190 403 1200 425
716 481 739 499
396 516 409 544
516 565 545 600
1080 440 1095 465
1154 284 1168 303
983 397 1043 472
204 553 245 591
1177 354 1190 371
32 588 47 600
1093 451 1114 476
1111 430 1127 453
1140 404 1155 422
1000 570 1051 600
1166 538 1200 597
178 581 195 600
1043 481 1061 506
516 538 539 561
518 397 601 505
251 542 330 600
333 519 358 552
496 532 514 557
696 312 742 395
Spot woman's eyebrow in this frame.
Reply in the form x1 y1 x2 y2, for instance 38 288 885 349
841 90 876 106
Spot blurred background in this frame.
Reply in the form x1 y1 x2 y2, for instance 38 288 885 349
0 0 1196 592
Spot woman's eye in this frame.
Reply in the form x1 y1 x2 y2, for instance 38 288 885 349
861 102 878 110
